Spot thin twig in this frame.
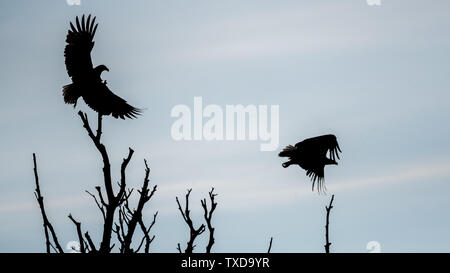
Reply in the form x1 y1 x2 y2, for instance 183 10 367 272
85 190 106 220
324 194 335 253
33 153 64 253
267 237 273 253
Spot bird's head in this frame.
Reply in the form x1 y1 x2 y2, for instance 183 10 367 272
94 64 109 75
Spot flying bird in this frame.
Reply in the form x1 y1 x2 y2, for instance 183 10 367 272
62 15 141 119
279 134 342 193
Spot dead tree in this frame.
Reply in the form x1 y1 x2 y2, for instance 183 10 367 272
33 112 157 253
177 188 221 253
324 194 335 253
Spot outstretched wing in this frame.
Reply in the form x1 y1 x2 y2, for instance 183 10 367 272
64 15 98 81
295 134 342 161
306 167 326 194
108 91 142 119
84 82 142 119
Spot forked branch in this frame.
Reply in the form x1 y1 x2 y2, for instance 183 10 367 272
176 189 205 253
201 188 217 253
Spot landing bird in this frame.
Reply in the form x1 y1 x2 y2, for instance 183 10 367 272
279 134 342 193
62 15 141 119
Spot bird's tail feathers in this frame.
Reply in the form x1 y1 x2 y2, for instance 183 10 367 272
279 145 296 157
62 83 81 106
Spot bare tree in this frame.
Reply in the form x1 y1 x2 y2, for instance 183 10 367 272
176 188 219 253
32 112 157 253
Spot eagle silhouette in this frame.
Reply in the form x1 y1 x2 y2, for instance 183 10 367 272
279 134 342 193
62 15 141 119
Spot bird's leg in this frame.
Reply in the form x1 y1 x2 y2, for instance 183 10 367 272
96 113 102 140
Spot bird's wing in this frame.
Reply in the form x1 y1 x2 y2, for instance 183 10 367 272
64 15 97 80
84 83 142 119
306 167 326 193
295 134 342 161
108 91 142 119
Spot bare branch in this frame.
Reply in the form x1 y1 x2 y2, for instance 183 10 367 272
33 153 64 253
78 112 139 253
68 214 86 253
176 189 205 253
96 112 102 140
267 237 273 253
85 190 106 220
119 188 134 206
116 148 134 204
201 187 217 253
84 232 97 252
138 212 158 253
113 224 124 249
120 159 157 253
78 111 116 253
324 194 335 253
95 186 107 206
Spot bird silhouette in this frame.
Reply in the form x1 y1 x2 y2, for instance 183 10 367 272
62 15 141 119
279 134 342 193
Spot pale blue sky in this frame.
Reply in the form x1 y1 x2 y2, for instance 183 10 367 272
1 0 450 252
